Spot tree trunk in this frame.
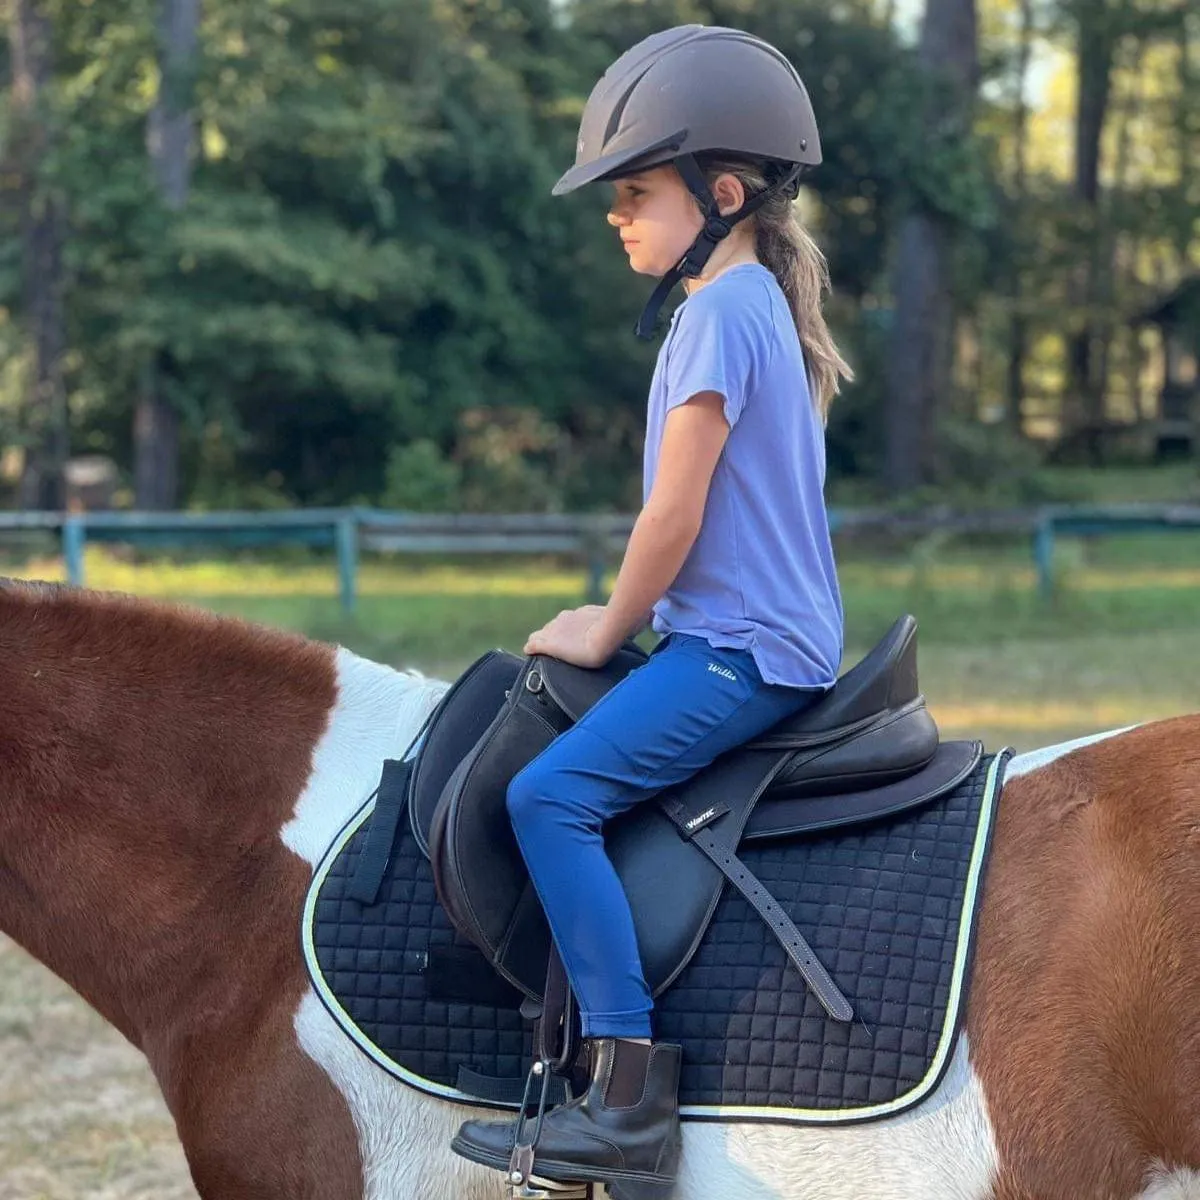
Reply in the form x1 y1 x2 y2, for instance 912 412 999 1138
1178 11 1199 470
11 0 69 511
1004 0 1035 436
1102 38 1144 427
133 363 181 510
884 0 978 491
886 216 953 486
1064 0 1119 464
1175 8 1195 264
135 0 200 510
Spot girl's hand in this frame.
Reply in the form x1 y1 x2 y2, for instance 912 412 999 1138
524 605 616 669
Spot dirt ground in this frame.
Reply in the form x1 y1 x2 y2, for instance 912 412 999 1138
0 936 196 1200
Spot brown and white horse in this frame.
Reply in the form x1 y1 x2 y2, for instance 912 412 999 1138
1 578 1198 1200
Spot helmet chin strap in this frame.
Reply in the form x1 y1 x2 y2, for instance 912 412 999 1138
633 155 805 340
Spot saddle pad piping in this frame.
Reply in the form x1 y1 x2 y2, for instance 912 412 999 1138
301 750 1011 1124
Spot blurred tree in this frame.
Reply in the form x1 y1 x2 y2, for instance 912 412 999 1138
1056 0 1191 461
135 0 199 509
1002 0 1037 434
884 0 982 491
9 0 68 509
1 0 1192 509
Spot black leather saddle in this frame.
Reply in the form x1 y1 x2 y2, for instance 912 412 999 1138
369 616 980 1025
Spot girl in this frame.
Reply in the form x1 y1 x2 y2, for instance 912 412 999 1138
452 23 853 1197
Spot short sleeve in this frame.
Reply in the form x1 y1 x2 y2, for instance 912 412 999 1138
664 292 759 428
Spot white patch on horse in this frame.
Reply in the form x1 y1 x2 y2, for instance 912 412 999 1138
285 661 1006 1198
1138 1166 1200 1199
297 980 1001 1200
280 647 447 867
1006 725 1139 781
295 991 505 1200
670 1038 1000 1200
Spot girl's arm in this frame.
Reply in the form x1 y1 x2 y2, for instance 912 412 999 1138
595 391 730 654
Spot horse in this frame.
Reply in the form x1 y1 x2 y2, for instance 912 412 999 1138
1 577 1197 1200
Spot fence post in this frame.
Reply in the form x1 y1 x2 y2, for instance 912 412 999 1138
336 514 358 614
1033 513 1055 599
579 521 608 604
62 516 87 587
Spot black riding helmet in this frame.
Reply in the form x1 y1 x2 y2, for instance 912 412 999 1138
553 25 822 338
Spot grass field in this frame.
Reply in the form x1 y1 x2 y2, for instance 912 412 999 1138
8 530 1196 749
0 530 1195 1196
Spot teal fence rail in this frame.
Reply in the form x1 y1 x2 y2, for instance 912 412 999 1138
0 504 1194 611
1031 503 1200 597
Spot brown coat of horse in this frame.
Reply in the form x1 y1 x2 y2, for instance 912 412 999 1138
1 580 1197 1200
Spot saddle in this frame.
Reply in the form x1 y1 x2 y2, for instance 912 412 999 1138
346 616 981 1028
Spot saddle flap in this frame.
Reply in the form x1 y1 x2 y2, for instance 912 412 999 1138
429 665 574 978
410 649 523 858
617 748 792 997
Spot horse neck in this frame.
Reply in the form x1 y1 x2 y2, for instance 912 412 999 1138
0 585 349 1045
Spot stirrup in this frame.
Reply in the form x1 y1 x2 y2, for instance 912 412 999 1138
507 1058 557 1191
509 1175 592 1200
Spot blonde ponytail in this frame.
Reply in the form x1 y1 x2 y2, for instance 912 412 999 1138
698 158 853 420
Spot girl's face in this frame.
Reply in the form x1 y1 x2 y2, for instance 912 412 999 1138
606 165 752 280
606 166 705 277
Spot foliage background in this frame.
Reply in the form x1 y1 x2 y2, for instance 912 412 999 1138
4 0 1196 512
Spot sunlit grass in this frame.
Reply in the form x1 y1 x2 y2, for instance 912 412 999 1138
7 528 1200 601
4 538 1195 753
8 548 594 598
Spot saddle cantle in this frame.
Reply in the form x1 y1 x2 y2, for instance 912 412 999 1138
360 616 980 1024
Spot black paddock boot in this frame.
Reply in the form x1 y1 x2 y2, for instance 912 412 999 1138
451 1038 683 1194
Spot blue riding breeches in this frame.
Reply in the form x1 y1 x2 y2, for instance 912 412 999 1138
505 633 822 1039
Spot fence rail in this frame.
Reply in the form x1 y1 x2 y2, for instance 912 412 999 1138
0 504 1195 611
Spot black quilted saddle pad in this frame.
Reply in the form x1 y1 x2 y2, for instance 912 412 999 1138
303 750 1009 1124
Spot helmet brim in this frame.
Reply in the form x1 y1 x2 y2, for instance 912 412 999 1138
551 130 689 196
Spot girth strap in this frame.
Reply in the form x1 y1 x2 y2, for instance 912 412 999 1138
657 757 855 1024
455 1064 570 1108
664 803 853 1023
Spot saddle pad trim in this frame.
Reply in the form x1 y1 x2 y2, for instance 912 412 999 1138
678 748 1010 1125
302 750 1010 1124
302 792 492 1108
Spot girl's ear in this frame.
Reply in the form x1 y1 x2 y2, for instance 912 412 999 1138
712 173 746 217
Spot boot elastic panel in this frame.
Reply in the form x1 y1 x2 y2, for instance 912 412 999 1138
603 1038 654 1108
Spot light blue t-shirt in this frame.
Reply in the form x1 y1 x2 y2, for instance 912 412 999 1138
643 262 843 689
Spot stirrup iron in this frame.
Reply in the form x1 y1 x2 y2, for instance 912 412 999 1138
507 1058 557 1191
509 1176 592 1200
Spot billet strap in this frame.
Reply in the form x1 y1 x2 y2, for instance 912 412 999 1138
534 945 577 1072
346 757 414 904
658 790 855 1023
454 1064 569 1108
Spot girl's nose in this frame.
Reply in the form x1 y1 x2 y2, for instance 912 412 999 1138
606 207 629 227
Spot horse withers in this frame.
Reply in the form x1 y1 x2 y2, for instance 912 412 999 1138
0 578 1197 1200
